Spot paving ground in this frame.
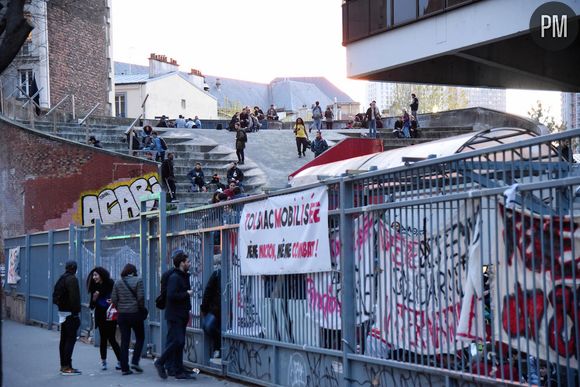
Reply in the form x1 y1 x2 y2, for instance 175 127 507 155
1 319 249 387
171 128 364 190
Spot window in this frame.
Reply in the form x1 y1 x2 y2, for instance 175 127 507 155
18 69 33 98
181 99 186 109
393 0 417 25
419 0 445 16
20 33 33 56
115 94 126 118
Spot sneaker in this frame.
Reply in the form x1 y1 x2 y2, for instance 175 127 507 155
115 362 122 370
175 373 196 379
154 360 167 380
131 364 143 373
60 367 81 376
122 370 133 376
101 360 107 371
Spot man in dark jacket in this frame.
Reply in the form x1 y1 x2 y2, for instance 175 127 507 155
201 269 221 358
311 130 329 157
161 153 177 202
154 250 194 380
187 162 206 192
56 260 82 376
226 162 244 187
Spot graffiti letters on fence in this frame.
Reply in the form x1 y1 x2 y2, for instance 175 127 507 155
226 340 272 381
369 202 479 355
78 172 161 226
494 205 580 367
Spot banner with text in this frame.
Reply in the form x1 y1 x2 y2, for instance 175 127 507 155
239 186 331 275
493 205 580 368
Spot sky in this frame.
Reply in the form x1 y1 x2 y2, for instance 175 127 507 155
111 0 562 121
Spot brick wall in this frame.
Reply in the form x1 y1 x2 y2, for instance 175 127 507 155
47 0 111 116
0 117 158 241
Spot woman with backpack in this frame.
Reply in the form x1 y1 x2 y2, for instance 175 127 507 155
86 267 121 371
111 264 146 375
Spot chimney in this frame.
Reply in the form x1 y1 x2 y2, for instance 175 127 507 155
188 68 208 90
149 53 179 78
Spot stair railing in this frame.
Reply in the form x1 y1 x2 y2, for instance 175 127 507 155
79 102 101 144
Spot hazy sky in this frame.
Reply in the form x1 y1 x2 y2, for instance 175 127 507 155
111 0 562 121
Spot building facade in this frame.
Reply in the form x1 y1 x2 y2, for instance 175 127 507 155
0 0 114 116
342 0 580 91
562 92 580 130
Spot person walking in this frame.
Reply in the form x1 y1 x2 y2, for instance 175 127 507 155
311 130 329 157
324 107 334 129
201 269 222 359
410 93 419 125
111 264 145 376
312 101 323 130
54 260 82 376
294 117 309 158
87 267 122 371
235 123 248 164
365 101 381 139
161 152 177 203
154 250 195 380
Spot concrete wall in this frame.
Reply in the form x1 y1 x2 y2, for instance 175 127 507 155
0 116 158 240
144 75 218 119
47 0 112 116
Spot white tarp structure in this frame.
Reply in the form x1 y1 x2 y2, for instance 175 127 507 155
290 128 542 187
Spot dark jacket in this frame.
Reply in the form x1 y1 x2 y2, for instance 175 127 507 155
200 269 221 320
236 129 247 150
410 97 419 111
161 158 175 182
89 278 115 326
187 168 205 183
311 138 329 157
365 106 381 121
111 275 145 314
227 167 244 182
59 272 81 314
165 269 192 322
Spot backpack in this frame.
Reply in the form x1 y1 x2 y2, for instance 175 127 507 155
155 268 174 309
52 274 69 309
160 137 168 150
313 106 322 119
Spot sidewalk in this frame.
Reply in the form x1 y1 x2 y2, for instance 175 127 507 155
2 319 248 387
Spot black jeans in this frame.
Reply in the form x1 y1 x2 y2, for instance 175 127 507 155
296 138 308 156
117 312 145 372
236 149 245 163
157 319 187 374
326 121 333 129
59 315 80 368
98 319 121 361
165 178 177 201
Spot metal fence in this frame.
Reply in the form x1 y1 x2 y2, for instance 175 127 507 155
3 128 580 386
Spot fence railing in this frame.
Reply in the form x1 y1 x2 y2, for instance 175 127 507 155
3 129 580 386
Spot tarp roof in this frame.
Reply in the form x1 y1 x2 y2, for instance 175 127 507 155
290 128 541 186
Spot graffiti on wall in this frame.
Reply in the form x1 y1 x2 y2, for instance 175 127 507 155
76 172 161 226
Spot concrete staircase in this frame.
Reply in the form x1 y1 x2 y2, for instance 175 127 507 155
20 120 268 207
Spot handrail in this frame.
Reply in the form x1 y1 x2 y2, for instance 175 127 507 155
22 87 43 108
125 113 143 152
78 102 100 125
44 94 70 117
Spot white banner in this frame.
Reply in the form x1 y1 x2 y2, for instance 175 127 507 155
239 186 331 275
7 247 21 285
369 201 479 355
